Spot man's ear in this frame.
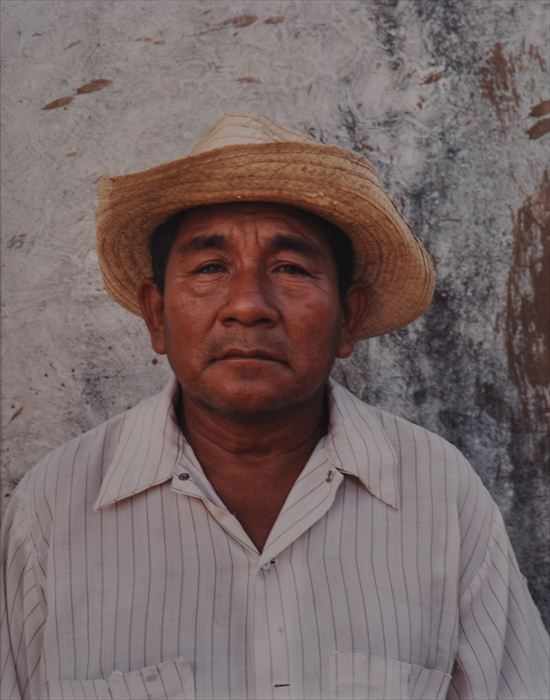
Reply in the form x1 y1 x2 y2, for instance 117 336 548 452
138 280 167 355
336 284 368 359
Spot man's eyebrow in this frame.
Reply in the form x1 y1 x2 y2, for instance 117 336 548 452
174 233 228 255
173 231 324 258
268 233 324 259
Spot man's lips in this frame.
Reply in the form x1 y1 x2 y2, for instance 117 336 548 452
213 349 286 364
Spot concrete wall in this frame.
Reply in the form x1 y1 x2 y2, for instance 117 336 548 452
2 0 549 627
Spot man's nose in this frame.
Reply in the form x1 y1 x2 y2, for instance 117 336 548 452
220 269 279 327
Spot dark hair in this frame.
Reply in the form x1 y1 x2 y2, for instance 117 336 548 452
149 206 355 301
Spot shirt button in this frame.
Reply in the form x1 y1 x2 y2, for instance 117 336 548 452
178 472 190 481
261 559 276 572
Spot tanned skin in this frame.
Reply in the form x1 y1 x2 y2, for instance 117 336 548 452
139 203 365 551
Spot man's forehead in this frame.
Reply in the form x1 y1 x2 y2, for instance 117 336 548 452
177 202 328 238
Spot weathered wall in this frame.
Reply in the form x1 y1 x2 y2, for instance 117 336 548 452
2 0 549 626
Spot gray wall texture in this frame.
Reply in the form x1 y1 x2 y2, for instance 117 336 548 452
2 0 549 627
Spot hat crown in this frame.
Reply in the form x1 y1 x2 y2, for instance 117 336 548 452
190 112 316 155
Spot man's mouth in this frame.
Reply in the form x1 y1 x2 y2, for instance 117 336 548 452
215 349 286 364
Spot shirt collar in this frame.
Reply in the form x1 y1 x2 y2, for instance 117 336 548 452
323 378 399 509
94 377 183 511
95 375 398 511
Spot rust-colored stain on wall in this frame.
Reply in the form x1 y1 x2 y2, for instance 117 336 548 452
42 79 112 110
529 99 550 118
76 79 112 95
42 96 74 110
195 13 258 37
222 14 258 29
421 71 443 85
480 42 547 128
527 44 547 72
527 117 550 140
506 169 550 433
480 42 520 126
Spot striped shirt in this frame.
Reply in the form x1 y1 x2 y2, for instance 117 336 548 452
1 376 548 700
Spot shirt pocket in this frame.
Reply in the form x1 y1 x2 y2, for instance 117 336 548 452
44 657 195 699
329 651 451 700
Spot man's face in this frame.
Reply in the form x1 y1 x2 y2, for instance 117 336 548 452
141 203 359 417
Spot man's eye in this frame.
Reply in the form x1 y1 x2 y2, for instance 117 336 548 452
194 262 226 274
274 264 310 276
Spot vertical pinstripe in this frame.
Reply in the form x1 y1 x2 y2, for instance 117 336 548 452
1 376 548 699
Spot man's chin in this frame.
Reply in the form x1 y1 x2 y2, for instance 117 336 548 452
190 373 310 419
202 386 297 418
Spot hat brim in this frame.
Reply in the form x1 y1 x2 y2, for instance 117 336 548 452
96 142 435 338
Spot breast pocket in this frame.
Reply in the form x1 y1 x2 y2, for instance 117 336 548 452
329 652 451 700
44 657 194 699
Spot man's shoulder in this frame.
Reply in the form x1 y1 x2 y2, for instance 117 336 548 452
13 406 124 507
367 400 470 469
331 380 489 508
332 379 468 461
11 387 163 517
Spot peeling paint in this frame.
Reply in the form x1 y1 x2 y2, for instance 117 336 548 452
76 79 112 95
237 76 261 84
42 95 73 110
506 170 550 424
64 40 81 50
222 14 257 29
480 42 547 127
190 14 258 38
527 117 550 140
480 42 520 126
264 16 286 25
421 71 443 84
505 170 550 610
529 99 550 117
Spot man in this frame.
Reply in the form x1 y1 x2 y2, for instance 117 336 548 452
2 113 548 700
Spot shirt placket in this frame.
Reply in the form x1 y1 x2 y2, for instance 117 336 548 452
252 558 290 700
171 442 345 700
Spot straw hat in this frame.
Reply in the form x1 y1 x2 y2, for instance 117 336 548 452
96 113 435 337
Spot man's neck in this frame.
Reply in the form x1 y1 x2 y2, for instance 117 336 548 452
176 384 330 551
178 385 328 479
